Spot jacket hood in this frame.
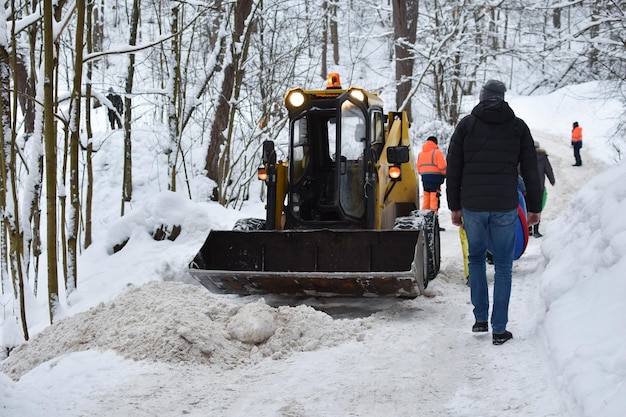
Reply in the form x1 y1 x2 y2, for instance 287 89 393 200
421 140 439 152
471 99 515 125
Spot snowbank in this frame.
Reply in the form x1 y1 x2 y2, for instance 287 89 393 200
539 161 626 416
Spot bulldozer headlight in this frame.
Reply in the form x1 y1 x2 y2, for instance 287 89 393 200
257 167 268 181
349 88 365 102
286 90 306 108
388 165 401 180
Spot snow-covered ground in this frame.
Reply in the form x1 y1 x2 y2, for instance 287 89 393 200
1 83 625 417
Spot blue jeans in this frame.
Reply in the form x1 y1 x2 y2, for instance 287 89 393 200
462 208 517 334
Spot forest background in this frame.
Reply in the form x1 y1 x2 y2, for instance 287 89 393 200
0 0 624 347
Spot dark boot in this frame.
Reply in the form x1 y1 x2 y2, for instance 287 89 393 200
533 223 542 238
528 226 533 237
493 330 513 345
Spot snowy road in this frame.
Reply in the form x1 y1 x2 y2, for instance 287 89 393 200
1 129 601 417
87 128 596 416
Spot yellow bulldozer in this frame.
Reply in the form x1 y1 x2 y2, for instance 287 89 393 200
188 74 441 298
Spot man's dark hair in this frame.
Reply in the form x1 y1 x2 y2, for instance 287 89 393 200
427 136 438 144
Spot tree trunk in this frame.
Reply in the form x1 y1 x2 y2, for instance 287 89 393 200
12 55 36 135
321 0 328 80
25 1 43 288
204 0 254 184
392 0 419 120
44 0 59 325
587 0 600 72
330 2 339 65
1 36 29 340
83 0 96 249
552 7 561 29
66 0 86 295
0 19 11 295
122 0 141 215
93 0 104 55
168 5 181 192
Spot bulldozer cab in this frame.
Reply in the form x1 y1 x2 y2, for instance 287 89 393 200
286 94 375 229
276 80 416 232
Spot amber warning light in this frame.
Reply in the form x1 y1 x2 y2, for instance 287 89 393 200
327 73 342 89
388 166 401 180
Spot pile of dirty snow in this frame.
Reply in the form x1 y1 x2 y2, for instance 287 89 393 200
1 282 367 380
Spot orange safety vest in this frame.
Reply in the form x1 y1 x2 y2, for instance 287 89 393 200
571 126 583 143
417 141 447 175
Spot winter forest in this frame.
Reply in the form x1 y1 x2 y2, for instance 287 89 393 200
0 0 624 347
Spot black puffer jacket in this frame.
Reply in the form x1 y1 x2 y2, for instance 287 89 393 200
446 99 542 213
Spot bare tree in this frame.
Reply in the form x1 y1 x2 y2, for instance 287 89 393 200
43 0 59 324
329 0 339 66
204 0 255 188
83 0 98 249
0 45 9 303
65 0 86 294
321 0 329 80
392 0 419 121
121 0 141 215
167 4 182 192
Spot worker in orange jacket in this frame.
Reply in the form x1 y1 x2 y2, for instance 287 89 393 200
571 121 583 166
416 136 447 216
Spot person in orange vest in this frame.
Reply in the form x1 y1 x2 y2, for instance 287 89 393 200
571 121 583 166
417 136 447 218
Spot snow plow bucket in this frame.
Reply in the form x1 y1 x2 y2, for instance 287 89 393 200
188 229 428 298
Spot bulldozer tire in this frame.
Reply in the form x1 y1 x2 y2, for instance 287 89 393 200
410 232 429 294
395 211 441 285
394 214 430 290
415 210 441 282
393 216 421 230
233 218 266 231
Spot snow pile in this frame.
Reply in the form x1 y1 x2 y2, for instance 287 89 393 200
539 161 626 416
0 282 367 380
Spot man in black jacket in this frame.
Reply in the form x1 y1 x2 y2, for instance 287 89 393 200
106 88 123 129
446 79 542 345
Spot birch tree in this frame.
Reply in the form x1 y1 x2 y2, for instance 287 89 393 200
167 4 182 192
